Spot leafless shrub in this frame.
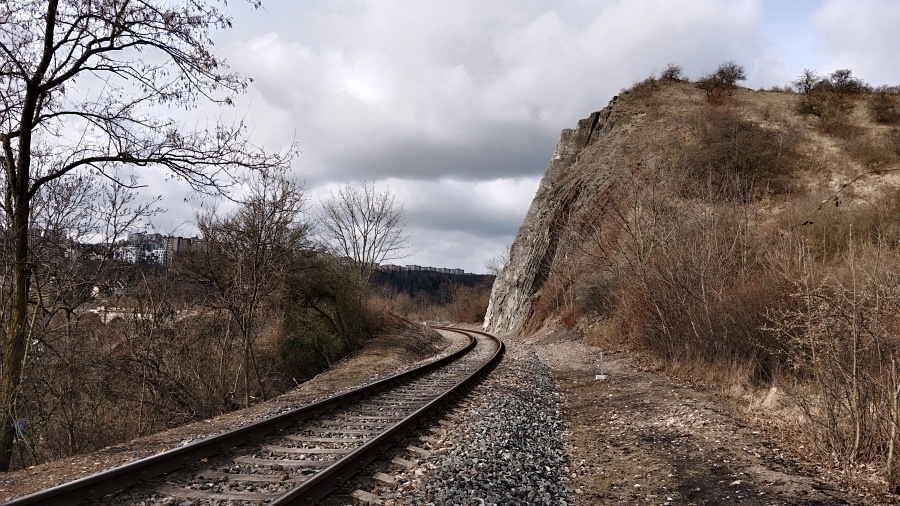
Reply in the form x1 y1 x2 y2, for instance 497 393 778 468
448 283 492 323
830 69 870 96
869 91 900 124
793 69 822 94
891 129 900 157
567 170 788 382
790 194 900 262
629 75 659 98
684 109 800 198
795 68 869 133
661 63 684 82
696 61 747 103
839 134 897 168
766 242 900 483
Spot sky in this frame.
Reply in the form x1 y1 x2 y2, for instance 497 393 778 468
147 0 900 274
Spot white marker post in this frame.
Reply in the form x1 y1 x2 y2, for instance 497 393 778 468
596 352 609 381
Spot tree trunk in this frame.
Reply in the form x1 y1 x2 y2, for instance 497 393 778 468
0 70 38 470
0 182 32 471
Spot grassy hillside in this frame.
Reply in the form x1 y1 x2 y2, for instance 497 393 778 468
523 69 900 486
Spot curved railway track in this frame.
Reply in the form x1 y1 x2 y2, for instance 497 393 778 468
6 326 503 506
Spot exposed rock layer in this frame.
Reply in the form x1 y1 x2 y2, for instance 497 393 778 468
484 97 624 334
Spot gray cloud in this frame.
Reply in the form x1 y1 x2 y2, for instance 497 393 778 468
813 0 900 86
136 0 900 273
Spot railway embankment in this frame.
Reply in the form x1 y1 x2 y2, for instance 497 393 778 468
0 321 459 502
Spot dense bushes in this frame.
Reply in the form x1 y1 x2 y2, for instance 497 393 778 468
869 89 900 125
767 243 900 473
11 253 382 469
685 109 800 198
373 276 493 324
794 68 869 132
279 258 381 380
569 174 789 381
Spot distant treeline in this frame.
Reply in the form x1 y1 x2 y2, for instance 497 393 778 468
372 270 494 306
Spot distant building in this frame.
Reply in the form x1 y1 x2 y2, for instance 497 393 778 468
379 264 468 275
114 234 201 265
164 236 201 264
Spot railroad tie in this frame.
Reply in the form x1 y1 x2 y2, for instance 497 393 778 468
373 472 396 485
407 445 431 457
392 457 416 470
418 435 440 445
351 489 383 505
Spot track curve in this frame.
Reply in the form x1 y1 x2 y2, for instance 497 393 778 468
6 326 503 505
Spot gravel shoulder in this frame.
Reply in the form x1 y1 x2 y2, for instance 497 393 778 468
364 327 875 505
365 328 572 505
528 328 890 505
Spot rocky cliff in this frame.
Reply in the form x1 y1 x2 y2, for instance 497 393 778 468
484 77 900 336
484 95 628 334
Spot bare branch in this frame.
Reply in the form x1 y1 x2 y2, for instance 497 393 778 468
317 182 410 285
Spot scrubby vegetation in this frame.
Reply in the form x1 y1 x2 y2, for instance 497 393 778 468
7 177 393 470
525 65 900 488
372 270 493 324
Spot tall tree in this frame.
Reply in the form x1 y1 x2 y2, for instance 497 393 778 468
0 0 289 470
186 172 308 407
317 182 409 286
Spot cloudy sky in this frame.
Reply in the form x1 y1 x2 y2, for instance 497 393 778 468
150 0 900 273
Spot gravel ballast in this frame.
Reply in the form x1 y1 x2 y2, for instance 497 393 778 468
370 337 573 505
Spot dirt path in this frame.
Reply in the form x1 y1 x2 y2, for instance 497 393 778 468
526 330 885 505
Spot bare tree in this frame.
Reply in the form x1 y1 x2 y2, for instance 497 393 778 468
0 0 291 470
485 246 510 277
317 182 410 286
186 172 308 407
9 176 160 466
660 63 684 82
696 61 747 103
792 68 823 94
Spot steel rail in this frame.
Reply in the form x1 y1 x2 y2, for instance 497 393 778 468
5 330 483 506
269 327 504 505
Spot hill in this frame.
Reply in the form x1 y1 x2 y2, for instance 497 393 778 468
486 68 900 488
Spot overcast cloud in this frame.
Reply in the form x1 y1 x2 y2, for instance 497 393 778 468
143 0 900 273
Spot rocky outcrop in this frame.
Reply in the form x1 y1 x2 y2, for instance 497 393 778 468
484 97 622 335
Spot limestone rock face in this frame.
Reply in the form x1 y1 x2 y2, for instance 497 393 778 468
484 97 622 335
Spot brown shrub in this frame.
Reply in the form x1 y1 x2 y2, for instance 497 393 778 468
660 63 684 82
631 207 789 382
448 283 492 323
683 109 800 199
629 75 659 98
766 242 900 481
789 193 900 262
795 69 869 133
561 309 578 329
572 174 790 383
696 61 746 104
890 128 900 157
836 128 897 167
869 91 900 124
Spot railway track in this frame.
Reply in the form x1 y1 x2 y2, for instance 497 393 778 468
7 327 503 506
